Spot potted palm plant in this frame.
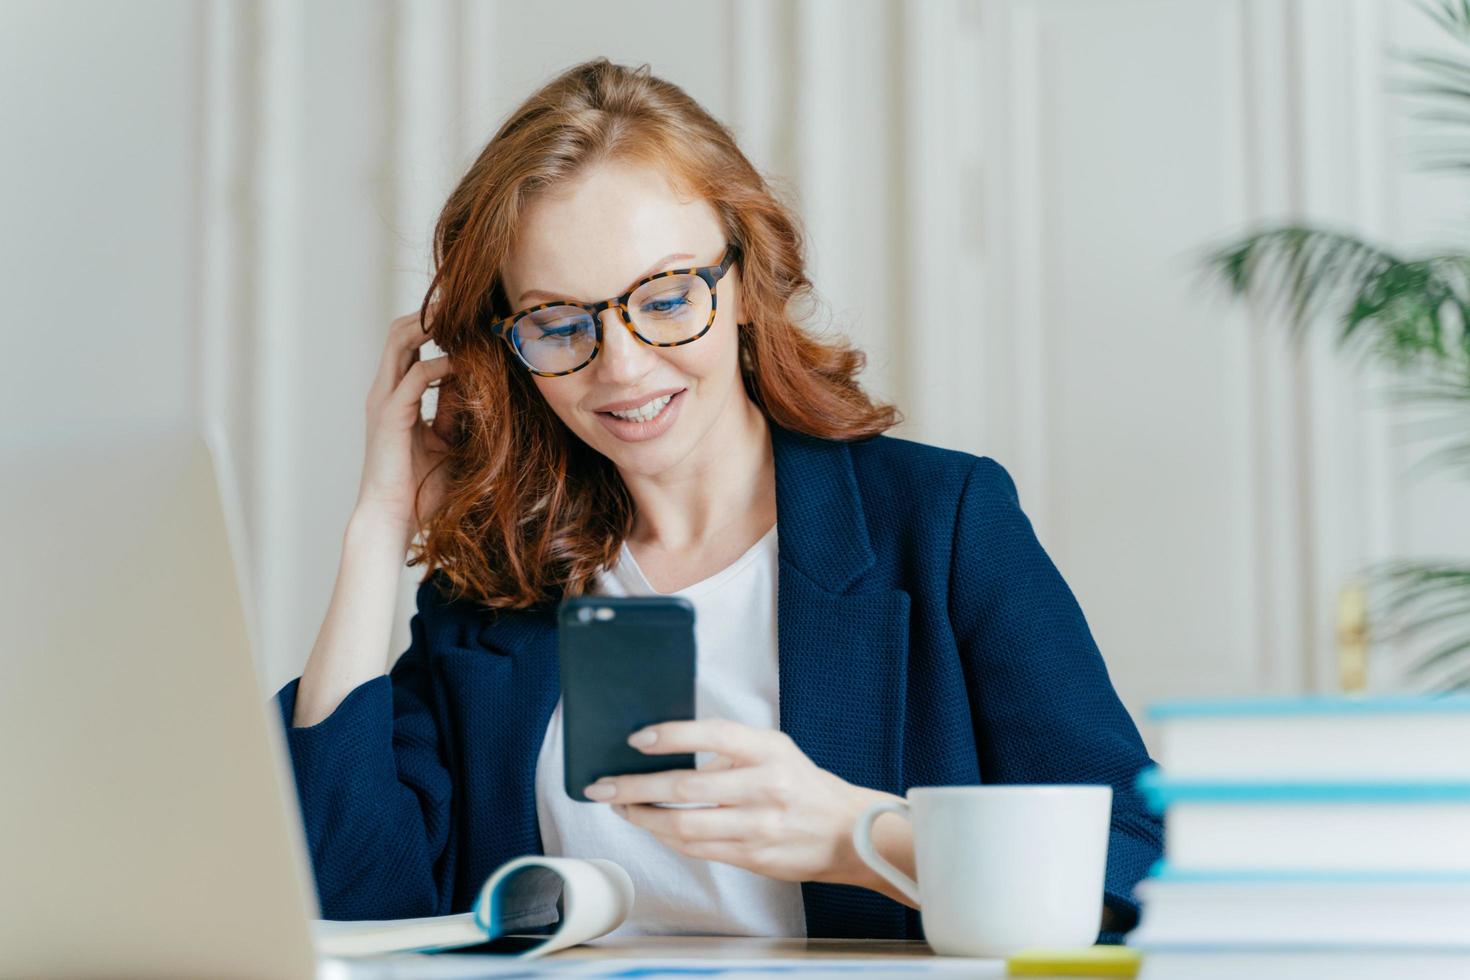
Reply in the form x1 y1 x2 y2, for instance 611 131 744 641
1207 0 1470 690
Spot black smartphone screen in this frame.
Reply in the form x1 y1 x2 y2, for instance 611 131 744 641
557 595 697 802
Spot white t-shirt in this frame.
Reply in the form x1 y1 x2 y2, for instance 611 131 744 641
533 522 807 938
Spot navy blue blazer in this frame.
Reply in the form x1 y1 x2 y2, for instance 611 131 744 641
273 421 1162 942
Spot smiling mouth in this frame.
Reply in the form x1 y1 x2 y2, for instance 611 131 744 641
598 391 682 422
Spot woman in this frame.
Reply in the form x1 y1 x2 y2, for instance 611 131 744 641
276 57 1162 943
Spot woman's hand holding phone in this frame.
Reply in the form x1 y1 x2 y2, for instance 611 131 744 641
354 305 458 548
585 718 911 901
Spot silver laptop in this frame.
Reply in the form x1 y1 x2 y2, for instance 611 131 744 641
0 424 320 978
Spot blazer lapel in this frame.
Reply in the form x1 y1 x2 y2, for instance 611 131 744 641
768 423 912 938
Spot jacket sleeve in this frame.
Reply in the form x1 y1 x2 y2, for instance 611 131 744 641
272 577 455 920
948 456 1163 940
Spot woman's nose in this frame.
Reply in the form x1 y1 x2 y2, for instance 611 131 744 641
594 307 658 382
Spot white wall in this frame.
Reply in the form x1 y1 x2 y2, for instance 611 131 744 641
7 0 1469 738
2 1 200 436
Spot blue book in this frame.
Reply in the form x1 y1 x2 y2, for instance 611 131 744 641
1128 863 1470 955
1145 695 1470 783
1134 767 1470 876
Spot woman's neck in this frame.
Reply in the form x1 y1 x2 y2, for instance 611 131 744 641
619 393 775 555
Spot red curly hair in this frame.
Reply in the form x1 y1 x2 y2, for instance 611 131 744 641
412 57 900 611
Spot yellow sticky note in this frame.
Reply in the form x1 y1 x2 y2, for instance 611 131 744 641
1006 944 1141 977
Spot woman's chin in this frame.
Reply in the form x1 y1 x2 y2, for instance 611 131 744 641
591 425 698 477
605 439 688 477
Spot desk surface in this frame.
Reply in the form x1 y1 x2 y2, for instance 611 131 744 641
395 936 1142 979
545 936 940 960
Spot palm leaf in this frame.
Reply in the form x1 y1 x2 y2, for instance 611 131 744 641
1413 634 1470 675
1377 367 1470 479
1394 3 1470 168
1436 656 1470 690
1412 0 1470 41
1368 563 1470 622
1363 557 1470 684
1204 229 1470 367
1206 0 1470 686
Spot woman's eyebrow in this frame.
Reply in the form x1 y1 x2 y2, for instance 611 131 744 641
516 252 697 306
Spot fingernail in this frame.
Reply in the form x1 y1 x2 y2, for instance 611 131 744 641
628 729 657 747
584 782 616 800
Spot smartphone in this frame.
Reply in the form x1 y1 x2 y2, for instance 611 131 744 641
557 594 697 802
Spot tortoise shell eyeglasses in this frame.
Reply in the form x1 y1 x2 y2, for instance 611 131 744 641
485 244 740 378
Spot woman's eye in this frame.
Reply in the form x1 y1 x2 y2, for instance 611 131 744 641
641 294 690 316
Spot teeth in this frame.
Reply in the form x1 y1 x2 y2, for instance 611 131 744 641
608 393 674 422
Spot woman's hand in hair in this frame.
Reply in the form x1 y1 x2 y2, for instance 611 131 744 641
354 307 458 547
295 309 459 728
583 719 916 905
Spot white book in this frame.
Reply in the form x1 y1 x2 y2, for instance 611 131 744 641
312 855 633 959
1147 696 1470 781
1137 771 1470 873
1128 869 1470 947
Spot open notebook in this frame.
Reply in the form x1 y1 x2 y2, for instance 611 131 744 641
314 855 634 959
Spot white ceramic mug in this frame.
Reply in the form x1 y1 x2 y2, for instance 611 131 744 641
852 784 1112 957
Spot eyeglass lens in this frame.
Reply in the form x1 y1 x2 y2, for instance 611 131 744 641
510 272 714 374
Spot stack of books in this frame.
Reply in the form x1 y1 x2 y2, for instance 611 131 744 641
1126 695 1470 979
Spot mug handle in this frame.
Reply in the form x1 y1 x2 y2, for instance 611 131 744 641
852 800 920 906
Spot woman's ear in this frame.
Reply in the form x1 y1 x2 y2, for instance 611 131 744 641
728 261 745 326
